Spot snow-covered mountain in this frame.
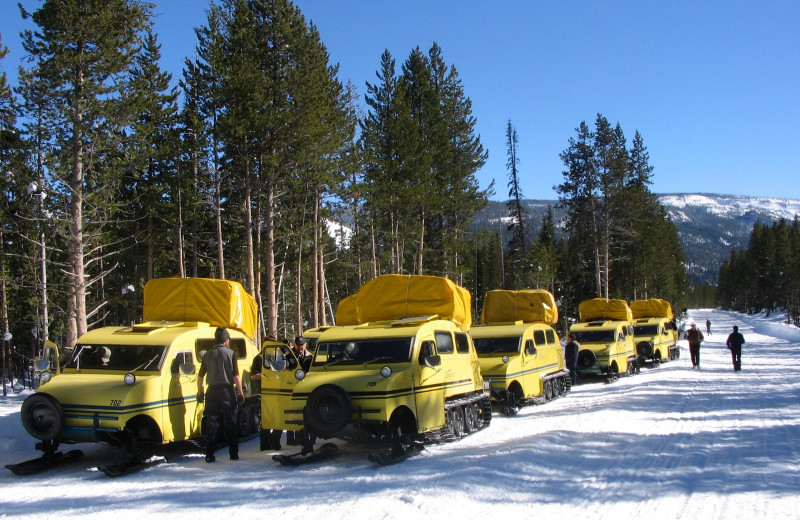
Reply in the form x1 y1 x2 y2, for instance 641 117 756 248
472 194 800 284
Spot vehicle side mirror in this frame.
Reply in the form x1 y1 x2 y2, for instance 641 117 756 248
33 359 51 372
179 363 196 376
423 354 441 368
270 359 287 372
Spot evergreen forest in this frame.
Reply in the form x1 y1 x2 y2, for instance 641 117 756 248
1 0 690 366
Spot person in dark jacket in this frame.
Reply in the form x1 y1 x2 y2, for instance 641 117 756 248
286 335 314 447
726 325 745 372
564 333 580 385
197 327 245 462
684 323 704 368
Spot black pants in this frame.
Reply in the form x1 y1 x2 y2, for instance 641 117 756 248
730 346 742 371
204 385 238 458
689 344 701 367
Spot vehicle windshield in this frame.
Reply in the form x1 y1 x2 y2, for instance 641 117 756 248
634 325 659 336
473 336 520 355
313 337 413 366
65 344 167 371
572 330 617 343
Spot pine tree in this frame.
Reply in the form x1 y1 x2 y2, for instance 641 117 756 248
18 0 152 345
505 119 528 286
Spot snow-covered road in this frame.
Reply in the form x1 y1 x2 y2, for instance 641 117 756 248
2 308 799 519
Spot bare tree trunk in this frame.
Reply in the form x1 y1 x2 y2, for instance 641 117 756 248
244 159 254 294
176 183 185 278
265 181 277 338
370 217 378 279
1 231 8 396
214 135 224 279
416 213 424 275
295 243 303 333
70 97 87 341
147 212 154 280
312 190 320 328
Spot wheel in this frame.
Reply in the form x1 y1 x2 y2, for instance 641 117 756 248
463 404 479 433
447 406 465 437
21 393 65 441
251 405 262 434
577 350 596 369
637 341 653 358
544 380 553 400
237 406 252 437
303 385 352 437
552 378 561 397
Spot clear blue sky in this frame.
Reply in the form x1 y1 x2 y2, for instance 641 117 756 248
2 0 798 201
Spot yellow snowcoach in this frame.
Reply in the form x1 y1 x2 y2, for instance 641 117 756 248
471 289 570 415
630 299 680 364
266 274 491 464
11 278 260 475
570 298 638 382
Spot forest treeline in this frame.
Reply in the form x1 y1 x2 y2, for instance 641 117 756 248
1 0 688 359
718 217 800 326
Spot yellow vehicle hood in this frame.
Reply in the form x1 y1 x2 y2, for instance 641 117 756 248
39 372 158 408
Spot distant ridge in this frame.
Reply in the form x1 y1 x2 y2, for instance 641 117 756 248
471 193 800 285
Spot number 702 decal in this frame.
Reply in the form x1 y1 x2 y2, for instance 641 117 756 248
110 400 121 407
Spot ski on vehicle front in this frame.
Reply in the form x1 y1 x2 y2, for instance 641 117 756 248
368 441 425 466
97 455 167 477
272 442 337 466
5 449 84 476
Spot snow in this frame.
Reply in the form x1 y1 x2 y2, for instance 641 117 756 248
660 194 800 222
2 308 800 519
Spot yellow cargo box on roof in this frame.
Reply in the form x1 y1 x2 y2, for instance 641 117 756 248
480 289 558 324
335 293 359 325
340 274 472 331
142 277 258 339
578 298 632 322
630 298 674 320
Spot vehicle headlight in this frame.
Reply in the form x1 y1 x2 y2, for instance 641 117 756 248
294 369 305 381
502 355 510 364
380 366 392 378
40 371 52 383
124 373 136 385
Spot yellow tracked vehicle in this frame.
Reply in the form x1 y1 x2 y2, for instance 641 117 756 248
631 299 680 364
570 298 638 382
16 278 261 471
266 275 491 461
471 289 570 415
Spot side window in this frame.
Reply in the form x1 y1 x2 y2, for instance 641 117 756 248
618 331 625 342
533 330 546 346
170 351 194 375
525 339 537 355
229 338 246 358
455 332 471 354
418 340 436 364
545 329 556 344
435 331 454 354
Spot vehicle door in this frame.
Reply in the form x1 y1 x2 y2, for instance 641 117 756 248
259 343 302 432
522 330 541 396
163 348 201 442
413 334 447 432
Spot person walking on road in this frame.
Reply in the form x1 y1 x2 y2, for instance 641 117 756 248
684 322 704 368
726 325 745 372
197 327 245 462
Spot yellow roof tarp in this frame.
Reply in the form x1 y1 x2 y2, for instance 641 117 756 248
481 289 558 324
630 298 674 319
335 293 359 325
143 278 258 339
347 274 472 331
578 298 632 322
